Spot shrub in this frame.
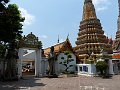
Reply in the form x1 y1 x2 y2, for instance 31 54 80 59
96 61 108 76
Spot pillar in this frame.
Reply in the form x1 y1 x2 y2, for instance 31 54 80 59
77 65 80 74
109 59 114 75
35 49 42 77
18 48 23 78
30 62 33 69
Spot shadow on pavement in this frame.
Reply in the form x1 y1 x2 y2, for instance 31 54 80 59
0 75 46 90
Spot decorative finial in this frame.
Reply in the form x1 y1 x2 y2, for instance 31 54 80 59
66 33 69 40
57 35 59 43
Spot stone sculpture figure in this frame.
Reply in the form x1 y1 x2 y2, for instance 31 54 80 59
48 46 57 77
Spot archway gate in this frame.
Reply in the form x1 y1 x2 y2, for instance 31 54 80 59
17 32 42 78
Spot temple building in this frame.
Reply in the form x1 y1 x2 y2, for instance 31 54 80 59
112 0 120 74
75 0 112 63
44 38 77 75
44 38 74 58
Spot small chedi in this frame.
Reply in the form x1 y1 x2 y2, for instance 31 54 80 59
75 0 113 63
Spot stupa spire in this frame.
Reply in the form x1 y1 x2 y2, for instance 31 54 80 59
75 0 112 63
114 0 120 50
82 0 97 20
84 0 92 3
117 0 120 32
118 0 120 16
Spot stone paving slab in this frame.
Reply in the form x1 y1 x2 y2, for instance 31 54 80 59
0 75 120 90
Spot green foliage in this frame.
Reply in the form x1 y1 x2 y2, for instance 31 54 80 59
61 57 64 59
0 0 9 12
96 61 108 76
68 54 72 58
64 51 70 55
0 3 24 81
0 4 24 43
59 51 74 73
38 41 43 49
0 0 9 3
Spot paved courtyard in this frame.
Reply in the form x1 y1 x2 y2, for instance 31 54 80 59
0 75 120 90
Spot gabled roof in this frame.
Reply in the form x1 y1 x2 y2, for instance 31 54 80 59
44 38 73 57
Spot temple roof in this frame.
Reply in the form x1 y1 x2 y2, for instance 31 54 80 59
44 42 64 56
82 0 97 20
44 38 73 57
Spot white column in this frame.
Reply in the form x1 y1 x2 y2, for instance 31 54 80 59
109 59 114 75
77 65 80 75
30 62 33 69
35 49 42 77
18 48 23 78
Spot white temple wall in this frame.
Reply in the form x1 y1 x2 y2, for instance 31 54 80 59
56 53 76 75
108 59 114 75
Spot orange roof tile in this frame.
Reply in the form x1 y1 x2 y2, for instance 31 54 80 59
44 39 74 57
112 54 120 59
44 42 64 56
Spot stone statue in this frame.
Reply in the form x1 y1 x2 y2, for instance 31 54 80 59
48 46 57 77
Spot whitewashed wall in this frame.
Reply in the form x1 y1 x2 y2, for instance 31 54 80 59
55 53 76 75
41 58 49 76
22 52 77 76
23 52 36 60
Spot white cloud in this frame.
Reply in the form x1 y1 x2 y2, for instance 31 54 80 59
97 7 107 12
59 39 64 43
19 7 35 26
92 0 110 12
93 0 108 5
39 35 48 39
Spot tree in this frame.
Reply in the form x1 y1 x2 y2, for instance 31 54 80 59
0 4 24 42
59 51 74 74
96 61 108 76
0 4 24 81
0 0 9 12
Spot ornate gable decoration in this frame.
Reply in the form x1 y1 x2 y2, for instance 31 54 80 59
19 32 42 49
60 38 73 53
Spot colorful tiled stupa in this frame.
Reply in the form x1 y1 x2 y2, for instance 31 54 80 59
75 0 112 63
113 0 120 51
112 0 120 59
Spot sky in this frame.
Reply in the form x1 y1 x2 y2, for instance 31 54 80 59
10 0 118 48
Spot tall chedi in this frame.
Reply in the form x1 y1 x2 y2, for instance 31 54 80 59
75 0 112 63
114 0 120 50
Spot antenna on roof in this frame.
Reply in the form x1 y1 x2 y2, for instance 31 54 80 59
57 35 59 43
